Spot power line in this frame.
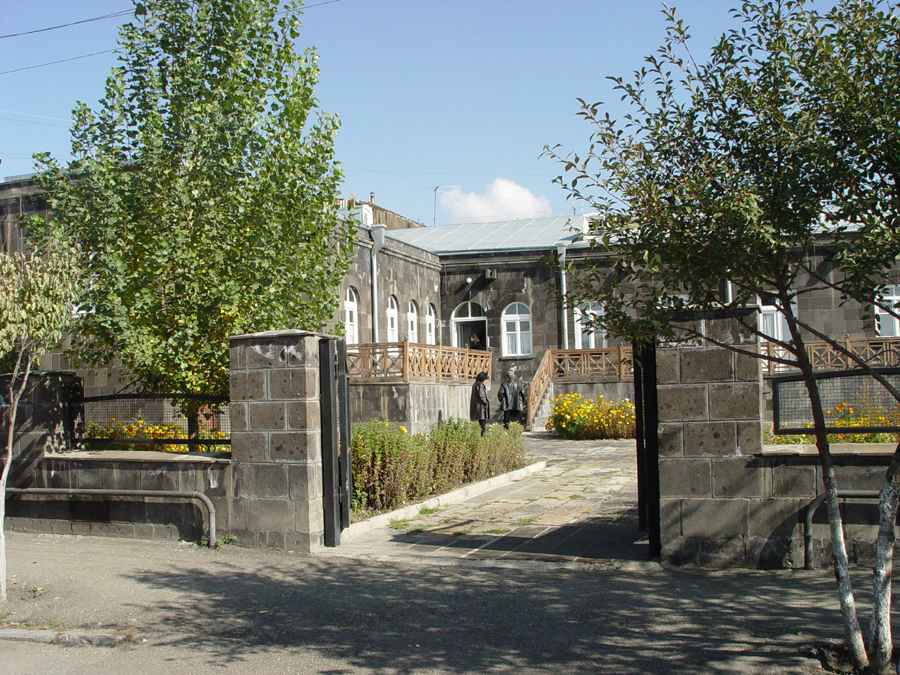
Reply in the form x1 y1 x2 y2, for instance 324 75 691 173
0 9 133 40
0 0 344 77
0 49 115 76
0 0 343 41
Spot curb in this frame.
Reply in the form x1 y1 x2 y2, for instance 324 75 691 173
342 460 548 542
0 627 133 647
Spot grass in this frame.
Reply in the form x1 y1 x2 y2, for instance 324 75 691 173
388 518 414 531
515 516 536 526
418 505 443 517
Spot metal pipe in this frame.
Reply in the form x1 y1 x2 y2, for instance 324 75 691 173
370 224 386 343
803 490 882 570
7 488 217 548
556 242 569 349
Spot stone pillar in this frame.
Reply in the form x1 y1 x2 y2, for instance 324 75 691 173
228 330 324 552
657 318 772 566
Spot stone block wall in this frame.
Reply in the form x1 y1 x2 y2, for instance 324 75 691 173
228 330 325 552
656 332 895 568
348 381 470 434
5 454 229 541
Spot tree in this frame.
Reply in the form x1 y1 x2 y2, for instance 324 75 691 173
0 239 81 602
547 0 898 670
30 0 355 399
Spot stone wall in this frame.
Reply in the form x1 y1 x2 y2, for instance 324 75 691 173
348 382 470 434
656 330 895 568
5 453 229 542
228 330 325 552
554 381 634 402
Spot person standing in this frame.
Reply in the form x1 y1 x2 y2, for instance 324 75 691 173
497 372 526 429
469 371 490 435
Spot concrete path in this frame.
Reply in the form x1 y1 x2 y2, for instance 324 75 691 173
328 433 646 565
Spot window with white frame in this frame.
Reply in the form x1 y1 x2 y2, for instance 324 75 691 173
407 300 419 343
758 293 797 343
574 302 606 349
343 287 359 345
386 295 399 342
425 304 437 345
502 302 532 356
875 285 900 337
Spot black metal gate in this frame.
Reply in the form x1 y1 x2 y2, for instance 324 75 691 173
632 339 661 559
320 337 352 547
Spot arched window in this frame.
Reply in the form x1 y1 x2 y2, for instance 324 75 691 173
407 300 419 343
425 304 437 345
502 302 532 357
386 295 399 342
344 287 359 345
451 301 487 349
574 302 605 349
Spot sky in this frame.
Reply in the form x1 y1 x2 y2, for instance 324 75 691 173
2 1 757 225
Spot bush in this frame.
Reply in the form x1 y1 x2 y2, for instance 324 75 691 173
351 419 525 516
545 392 635 440
83 418 229 454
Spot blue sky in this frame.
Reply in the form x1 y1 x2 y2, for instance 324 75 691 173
2 1 754 224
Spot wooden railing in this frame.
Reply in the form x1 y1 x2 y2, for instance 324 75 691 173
552 345 634 382
346 342 491 384
763 336 900 375
526 348 555 430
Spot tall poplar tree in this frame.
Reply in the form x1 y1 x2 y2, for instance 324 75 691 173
31 0 354 396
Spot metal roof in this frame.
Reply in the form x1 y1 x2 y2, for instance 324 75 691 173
384 214 587 255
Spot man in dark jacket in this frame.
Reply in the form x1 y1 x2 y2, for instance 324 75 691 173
469 371 490 435
497 372 526 429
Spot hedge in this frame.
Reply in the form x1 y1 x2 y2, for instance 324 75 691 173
350 419 525 516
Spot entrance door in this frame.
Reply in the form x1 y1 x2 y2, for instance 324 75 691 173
320 337 351 547
457 320 487 351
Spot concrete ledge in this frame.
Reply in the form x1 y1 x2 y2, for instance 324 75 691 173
45 451 230 464
761 443 896 456
342 461 548 542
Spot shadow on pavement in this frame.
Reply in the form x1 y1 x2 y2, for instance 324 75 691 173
125 554 842 673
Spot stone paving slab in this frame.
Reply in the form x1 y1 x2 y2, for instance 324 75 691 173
326 433 647 565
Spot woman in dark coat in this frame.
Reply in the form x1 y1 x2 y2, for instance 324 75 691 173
469 371 490 435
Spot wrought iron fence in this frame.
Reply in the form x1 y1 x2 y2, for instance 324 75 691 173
772 368 900 435
72 393 230 453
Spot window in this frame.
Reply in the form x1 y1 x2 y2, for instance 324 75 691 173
875 285 900 337
502 302 532 357
407 300 419 343
386 295 399 342
758 293 797 343
451 301 487 349
343 287 359 345
574 302 605 349
425 304 437 345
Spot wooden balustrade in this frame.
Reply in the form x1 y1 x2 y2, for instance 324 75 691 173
551 345 634 382
346 342 492 384
763 336 900 375
526 348 555 430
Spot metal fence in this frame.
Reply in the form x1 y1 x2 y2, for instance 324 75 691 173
72 393 230 452
772 368 900 435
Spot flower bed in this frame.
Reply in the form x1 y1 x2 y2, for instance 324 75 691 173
768 401 899 445
350 419 525 516
84 418 230 454
545 392 636 440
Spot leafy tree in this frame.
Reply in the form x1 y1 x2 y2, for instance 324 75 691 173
30 0 354 398
547 0 898 670
0 239 81 602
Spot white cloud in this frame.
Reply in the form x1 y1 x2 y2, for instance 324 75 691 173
439 178 553 224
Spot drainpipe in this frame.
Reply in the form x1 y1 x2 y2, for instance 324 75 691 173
556 241 569 349
370 224 386 342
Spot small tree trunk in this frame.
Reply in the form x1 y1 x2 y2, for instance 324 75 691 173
2 356 31 603
782 289 869 670
868 442 900 674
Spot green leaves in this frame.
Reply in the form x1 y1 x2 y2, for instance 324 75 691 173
30 0 353 395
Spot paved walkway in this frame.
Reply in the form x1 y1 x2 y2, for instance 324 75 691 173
328 434 646 565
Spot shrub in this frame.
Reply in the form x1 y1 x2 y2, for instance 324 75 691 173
545 392 636 440
351 419 525 516
83 418 229 454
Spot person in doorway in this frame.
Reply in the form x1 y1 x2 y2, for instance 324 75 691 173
467 333 482 350
469 371 490 435
497 371 526 429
